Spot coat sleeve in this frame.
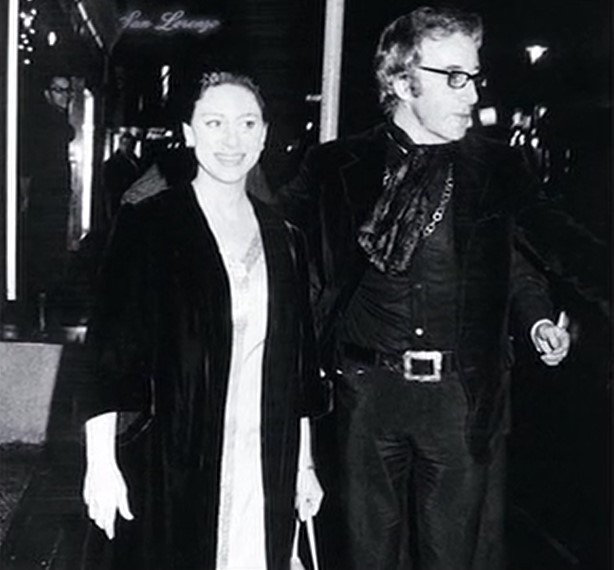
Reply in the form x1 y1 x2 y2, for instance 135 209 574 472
278 146 335 335
287 221 332 419
276 145 324 231
79 203 155 424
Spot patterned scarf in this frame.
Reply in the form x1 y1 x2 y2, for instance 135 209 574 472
357 126 455 274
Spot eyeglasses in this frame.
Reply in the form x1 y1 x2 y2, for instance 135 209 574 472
50 86 73 96
418 66 487 90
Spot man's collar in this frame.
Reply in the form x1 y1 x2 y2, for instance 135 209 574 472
385 120 457 155
386 120 416 152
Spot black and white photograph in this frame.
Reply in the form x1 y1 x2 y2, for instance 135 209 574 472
0 0 611 569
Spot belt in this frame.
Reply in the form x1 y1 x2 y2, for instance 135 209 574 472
340 342 456 383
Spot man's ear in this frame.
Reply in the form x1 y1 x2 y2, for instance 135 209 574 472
392 76 414 102
182 122 195 148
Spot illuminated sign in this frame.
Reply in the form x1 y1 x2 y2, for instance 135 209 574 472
120 10 221 35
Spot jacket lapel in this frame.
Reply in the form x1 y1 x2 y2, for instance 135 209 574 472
338 129 387 228
321 127 387 284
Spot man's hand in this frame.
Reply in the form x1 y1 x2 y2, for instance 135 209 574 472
531 311 571 366
295 467 324 521
83 460 134 540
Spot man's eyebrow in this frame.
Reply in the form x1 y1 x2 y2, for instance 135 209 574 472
445 64 481 73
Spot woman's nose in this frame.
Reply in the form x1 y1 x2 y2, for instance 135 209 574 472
222 125 239 147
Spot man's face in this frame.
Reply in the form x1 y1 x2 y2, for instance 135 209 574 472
182 84 267 185
118 136 136 155
397 33 481 144
46 76 72 111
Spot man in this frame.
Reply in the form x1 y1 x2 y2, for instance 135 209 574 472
102 131 142 230
277 7 570 569
20 74 75 332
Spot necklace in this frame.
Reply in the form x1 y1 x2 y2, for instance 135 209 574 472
422 164 453 237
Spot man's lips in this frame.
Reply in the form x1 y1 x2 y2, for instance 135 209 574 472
452 113 473 128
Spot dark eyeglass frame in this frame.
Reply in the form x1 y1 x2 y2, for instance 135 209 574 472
418 66 487 90
50 86 74 96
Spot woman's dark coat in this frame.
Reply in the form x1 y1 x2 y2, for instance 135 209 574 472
81 183 324 569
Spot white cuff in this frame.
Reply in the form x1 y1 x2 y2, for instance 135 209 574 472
530 318 554 344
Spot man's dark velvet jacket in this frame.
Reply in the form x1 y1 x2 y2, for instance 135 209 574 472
278 124 557 460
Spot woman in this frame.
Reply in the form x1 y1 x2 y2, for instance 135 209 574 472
81 72 325 569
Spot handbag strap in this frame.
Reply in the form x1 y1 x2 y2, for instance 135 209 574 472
291 517 319 570
305 516 319 570
291 519 300 560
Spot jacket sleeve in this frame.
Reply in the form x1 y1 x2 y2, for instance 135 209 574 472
79 204 155 424
509 243 554 343
508 145 609 318
516 202 609 318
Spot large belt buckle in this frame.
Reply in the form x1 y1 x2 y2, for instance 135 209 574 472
402 350 443 382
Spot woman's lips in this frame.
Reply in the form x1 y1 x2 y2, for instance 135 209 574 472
216 154 245 166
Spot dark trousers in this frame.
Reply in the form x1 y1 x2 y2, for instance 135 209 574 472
334 358 489 570
472 433 506 570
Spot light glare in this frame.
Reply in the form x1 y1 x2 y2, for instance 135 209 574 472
526 45 548 65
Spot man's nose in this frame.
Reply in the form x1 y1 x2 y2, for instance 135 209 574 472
461 79 479 106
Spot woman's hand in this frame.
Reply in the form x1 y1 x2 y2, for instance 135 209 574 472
295 467 324 521
83 412 134 540
83 459 133 540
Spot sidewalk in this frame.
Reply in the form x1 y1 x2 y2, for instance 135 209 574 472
0 444 42 545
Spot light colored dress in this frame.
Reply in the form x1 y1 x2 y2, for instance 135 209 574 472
213 225 269 570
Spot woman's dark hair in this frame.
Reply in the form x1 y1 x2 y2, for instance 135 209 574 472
178 71 268 124
374 6 483 115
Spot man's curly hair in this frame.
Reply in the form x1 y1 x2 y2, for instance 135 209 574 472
374 6 483 116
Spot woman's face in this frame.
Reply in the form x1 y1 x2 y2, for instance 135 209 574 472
183 83 267 185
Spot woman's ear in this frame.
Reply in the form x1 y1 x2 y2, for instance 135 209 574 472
182 122 195 148
259 124 269 150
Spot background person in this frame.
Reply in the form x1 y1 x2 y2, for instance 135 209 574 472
102 131 142 232
19 74 75 332
80 71 326 570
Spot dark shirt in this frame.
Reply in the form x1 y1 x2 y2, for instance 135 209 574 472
21 101 74 198
340 125 458 352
